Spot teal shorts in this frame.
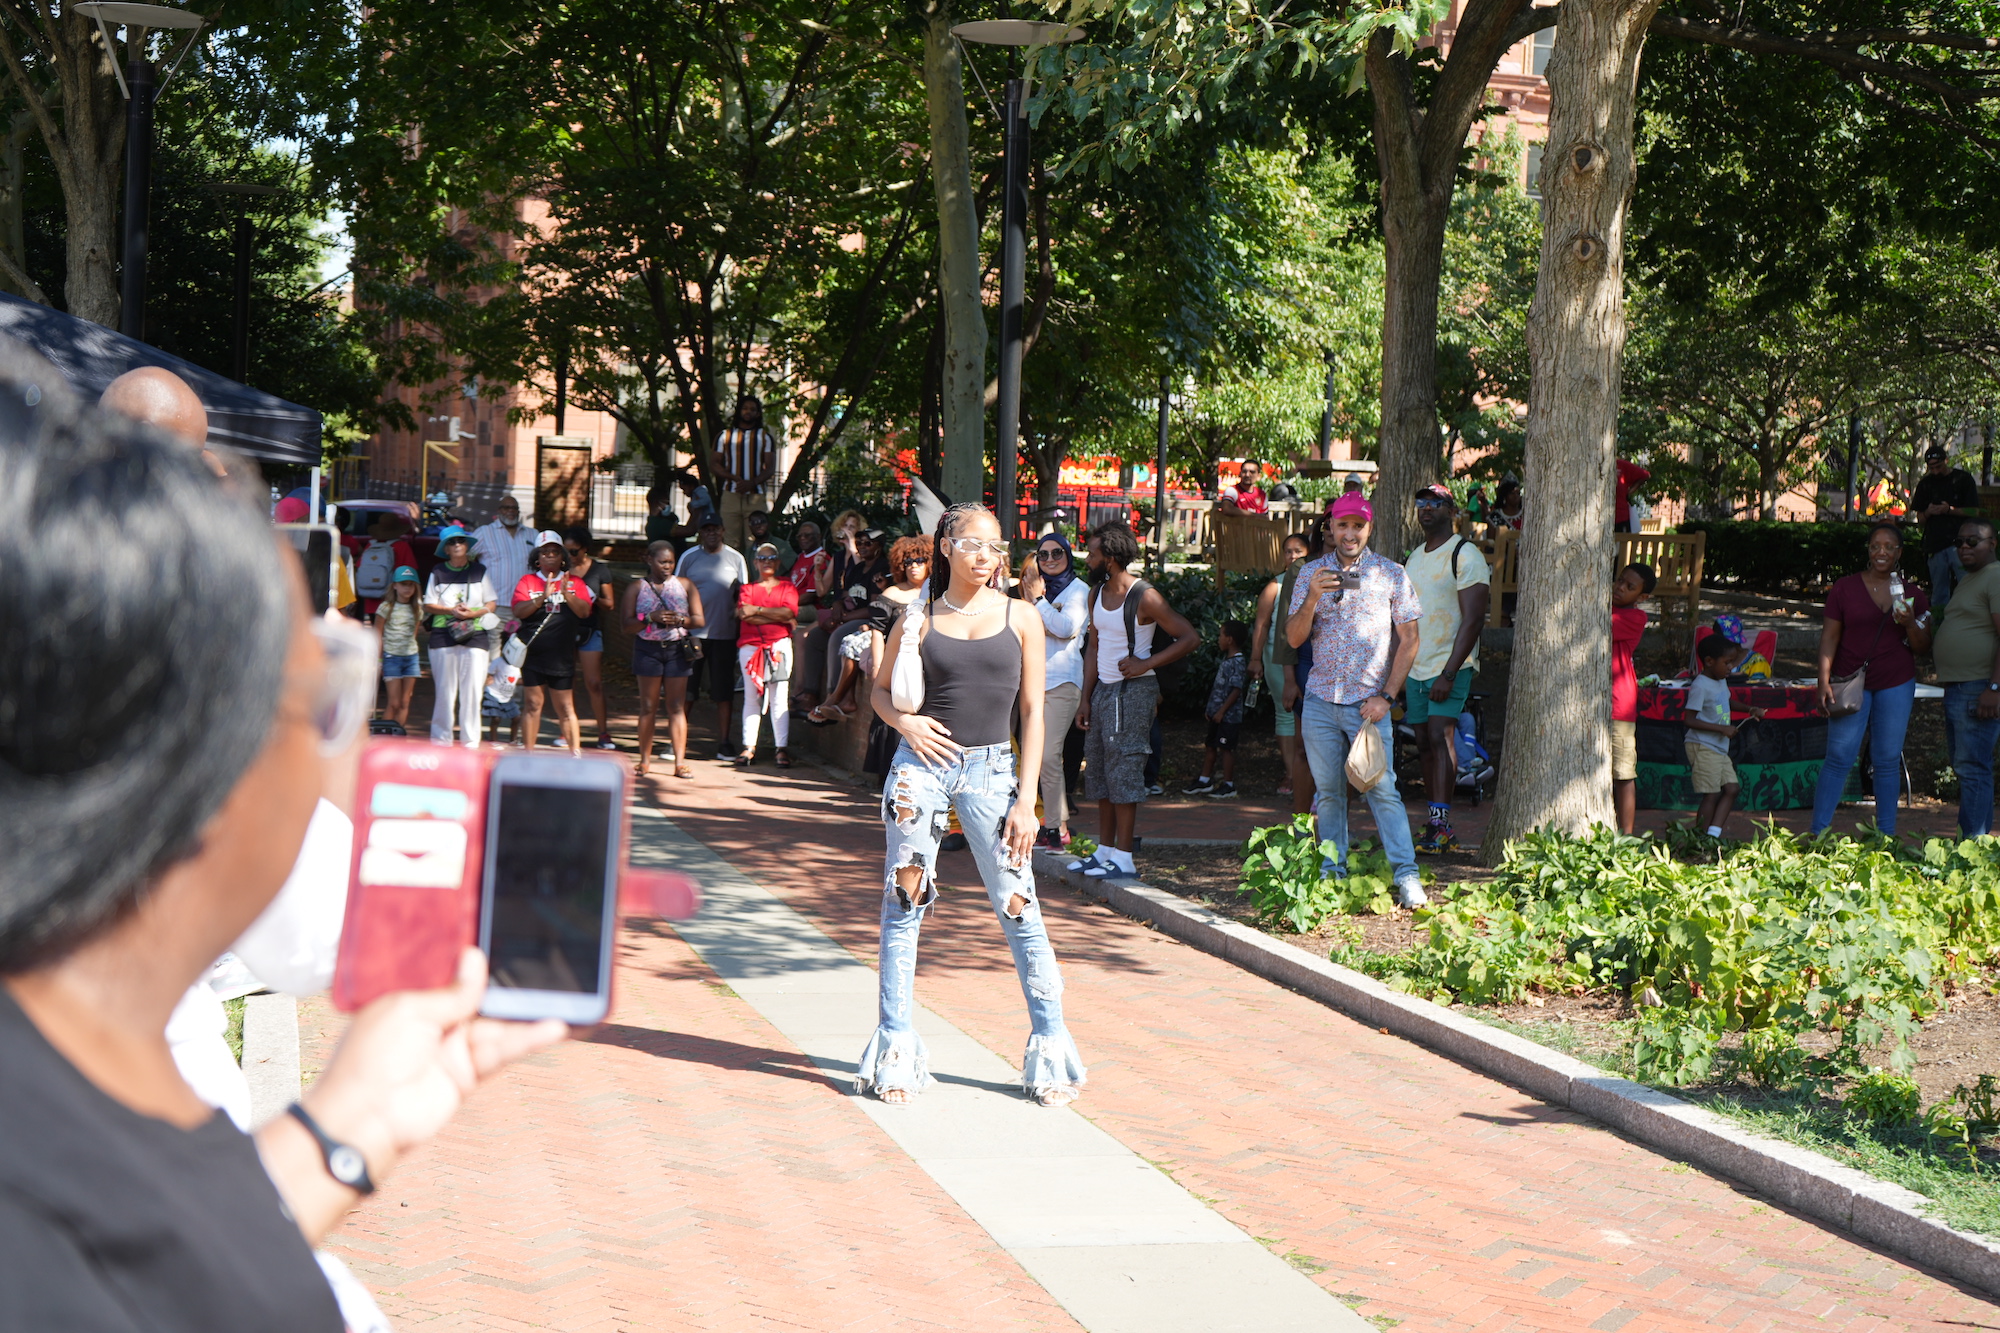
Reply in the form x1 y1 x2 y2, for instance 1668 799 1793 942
1263 653 1295 737
1404 666 1473 725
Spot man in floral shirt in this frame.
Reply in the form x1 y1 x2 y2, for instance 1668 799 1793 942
1286 491 1428 906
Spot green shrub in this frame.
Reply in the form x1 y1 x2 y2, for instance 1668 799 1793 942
1847 1070 1923 1126
1142 568 1267 716
1242 816 1398 933
1337 825 2000 1088
1676 519 1927 597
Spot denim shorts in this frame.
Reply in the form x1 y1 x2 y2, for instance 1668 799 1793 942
382 653 420 680
578 629 604 654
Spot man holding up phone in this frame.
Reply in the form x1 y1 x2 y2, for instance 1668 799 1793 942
1286 492 1427 906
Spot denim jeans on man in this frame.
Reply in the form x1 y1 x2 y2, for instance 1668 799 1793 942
1930 545 1965 611
1811 679 1914 835
1944 681 2000 836
859 741 1087 1097
1301 697 1422 891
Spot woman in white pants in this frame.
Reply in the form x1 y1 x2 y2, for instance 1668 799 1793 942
736 543 800 766
1017 532 1089 847
423 526 497 746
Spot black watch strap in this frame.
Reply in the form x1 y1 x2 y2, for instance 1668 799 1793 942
287 1103 376 1196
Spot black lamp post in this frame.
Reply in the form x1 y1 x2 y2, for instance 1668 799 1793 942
78 3 207 342
948 19 1082 541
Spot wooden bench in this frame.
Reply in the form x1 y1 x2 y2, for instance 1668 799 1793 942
1484 529 1705 626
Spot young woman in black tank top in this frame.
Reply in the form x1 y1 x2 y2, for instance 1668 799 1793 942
858 504 1088 1109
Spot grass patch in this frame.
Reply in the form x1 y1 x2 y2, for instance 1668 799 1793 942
1685 1088 2000 1238
224 995 246 1065
1476 1014 1639 1079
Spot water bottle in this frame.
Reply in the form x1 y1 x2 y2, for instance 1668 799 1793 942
1890 572 1909 618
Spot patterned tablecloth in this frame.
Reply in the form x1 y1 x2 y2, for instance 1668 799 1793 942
1635 681 1825 811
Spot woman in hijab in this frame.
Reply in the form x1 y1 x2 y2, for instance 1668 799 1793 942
1017 531 1091 848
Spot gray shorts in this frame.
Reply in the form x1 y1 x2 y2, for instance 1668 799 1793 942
1084 674 1159 804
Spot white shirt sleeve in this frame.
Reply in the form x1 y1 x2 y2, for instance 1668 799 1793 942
1038 582 1087 640
231 799 353 996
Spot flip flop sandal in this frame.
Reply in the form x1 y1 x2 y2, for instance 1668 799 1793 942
807 707 838 726
675 764 694 779
775 751 793 768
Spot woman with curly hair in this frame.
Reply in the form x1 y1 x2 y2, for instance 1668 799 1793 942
859 505 1086 1109
810 535 931 725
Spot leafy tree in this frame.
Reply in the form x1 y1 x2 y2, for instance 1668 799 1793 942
336 0 935 508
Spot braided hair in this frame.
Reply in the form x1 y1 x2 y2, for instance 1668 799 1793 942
930 501 993 601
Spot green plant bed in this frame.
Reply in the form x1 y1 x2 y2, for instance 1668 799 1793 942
225 995 246 1065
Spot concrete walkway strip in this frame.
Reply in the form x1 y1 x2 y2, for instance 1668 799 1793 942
1034 848 2000 1299
629 806 1369 1333
241 991 301 1129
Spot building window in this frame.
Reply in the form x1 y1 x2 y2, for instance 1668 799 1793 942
1532 27 1554 77
1525 143 1544 197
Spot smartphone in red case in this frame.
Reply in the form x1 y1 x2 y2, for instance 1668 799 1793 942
333 741 493 1012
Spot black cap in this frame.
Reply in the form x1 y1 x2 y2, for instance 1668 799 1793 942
1926 446 1950 462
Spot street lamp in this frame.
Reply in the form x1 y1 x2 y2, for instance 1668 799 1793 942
949 18 1083 541
76 3 207 342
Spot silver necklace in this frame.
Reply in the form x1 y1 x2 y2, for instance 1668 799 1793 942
938 589 991 616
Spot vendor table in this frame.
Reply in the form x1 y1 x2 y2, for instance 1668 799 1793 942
1635 681 1825 811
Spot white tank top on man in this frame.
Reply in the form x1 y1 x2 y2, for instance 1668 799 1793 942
1092 586 1154 685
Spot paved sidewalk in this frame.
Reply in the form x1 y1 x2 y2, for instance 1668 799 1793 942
656 756 1996 1332
301 716 1996 1330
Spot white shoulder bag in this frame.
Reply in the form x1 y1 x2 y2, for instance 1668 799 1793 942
889 597 931 714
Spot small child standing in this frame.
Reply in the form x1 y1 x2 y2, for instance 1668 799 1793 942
377 565 424 732
1685 632 1766 838
1611 562 1655 835
1183 620 1250 799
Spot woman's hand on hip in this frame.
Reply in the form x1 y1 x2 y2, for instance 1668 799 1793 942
897 713 962 764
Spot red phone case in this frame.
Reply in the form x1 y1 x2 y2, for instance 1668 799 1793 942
333 740 494 1012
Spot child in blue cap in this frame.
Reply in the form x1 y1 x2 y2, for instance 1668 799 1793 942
378 565 423 730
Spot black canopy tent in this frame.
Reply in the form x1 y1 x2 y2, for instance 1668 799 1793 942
0 291 323 466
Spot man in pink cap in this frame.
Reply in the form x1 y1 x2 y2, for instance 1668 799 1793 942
1284 490 1427 905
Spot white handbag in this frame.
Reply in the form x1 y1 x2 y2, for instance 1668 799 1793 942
890 598 930 714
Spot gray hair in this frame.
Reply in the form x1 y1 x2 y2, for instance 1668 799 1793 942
0 357 292 970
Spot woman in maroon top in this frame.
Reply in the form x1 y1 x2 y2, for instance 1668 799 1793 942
1812 522 1933 834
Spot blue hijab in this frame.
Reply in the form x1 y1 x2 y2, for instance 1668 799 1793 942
1036 532 1077 601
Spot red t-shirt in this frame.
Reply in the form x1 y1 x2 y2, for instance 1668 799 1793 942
737 580 799 649
1615 460 1650 525
1221 485 1268 514
1611 605 1648 722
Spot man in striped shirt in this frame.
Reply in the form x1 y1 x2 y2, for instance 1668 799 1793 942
712 396 777 546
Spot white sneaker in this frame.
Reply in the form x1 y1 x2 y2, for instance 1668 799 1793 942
1394 880 1429 909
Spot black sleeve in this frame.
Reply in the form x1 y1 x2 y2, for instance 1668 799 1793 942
1956 472 1982 508
0 1190 144 1332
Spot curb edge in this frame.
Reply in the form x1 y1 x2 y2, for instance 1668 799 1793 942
1036 848 2000 1297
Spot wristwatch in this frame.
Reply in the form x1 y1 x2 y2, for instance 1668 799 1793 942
287 1103 376 1195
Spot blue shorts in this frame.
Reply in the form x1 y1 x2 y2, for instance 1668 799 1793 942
579 629 604 654
382 653 421 680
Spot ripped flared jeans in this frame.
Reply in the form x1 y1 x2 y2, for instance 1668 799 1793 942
858 740 1087 1099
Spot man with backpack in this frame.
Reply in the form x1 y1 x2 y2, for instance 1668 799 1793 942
353 512 418 620
1403 483 1490 854
1286 492 1428 907
1073 522 1199 880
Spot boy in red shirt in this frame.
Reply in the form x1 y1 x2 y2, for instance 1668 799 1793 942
1611 563 1655 834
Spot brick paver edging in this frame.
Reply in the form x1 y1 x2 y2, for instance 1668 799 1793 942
1033 848 2000 1298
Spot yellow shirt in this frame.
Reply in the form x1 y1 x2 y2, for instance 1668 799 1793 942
1403 537 1490 682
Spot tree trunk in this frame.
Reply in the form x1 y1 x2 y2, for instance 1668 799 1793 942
921 5 986 508
1363 1 1533 558
1482 0 1661 862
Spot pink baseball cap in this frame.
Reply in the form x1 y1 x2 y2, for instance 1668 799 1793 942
273 496 310 523
1327 492 1373 523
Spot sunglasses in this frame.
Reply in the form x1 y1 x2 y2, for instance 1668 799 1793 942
311 619 380 757
1037 548 1067 561
1414 497 1451 509
1956 535 1989 547
946 537 1010 558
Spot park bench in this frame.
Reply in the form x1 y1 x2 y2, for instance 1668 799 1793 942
1484 528 1705 626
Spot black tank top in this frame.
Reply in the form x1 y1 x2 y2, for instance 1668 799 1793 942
918 612 1021 748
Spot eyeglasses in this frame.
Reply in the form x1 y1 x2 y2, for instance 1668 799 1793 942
946 537 1010 557
311 618 379 757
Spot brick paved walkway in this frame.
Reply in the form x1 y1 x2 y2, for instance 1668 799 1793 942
305 703 1996 1329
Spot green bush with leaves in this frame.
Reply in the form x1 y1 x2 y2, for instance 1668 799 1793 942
1333 826 2000 1088
1241 815 1398 933
1676 520 1926 596
1847 1070 1922 1126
